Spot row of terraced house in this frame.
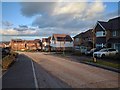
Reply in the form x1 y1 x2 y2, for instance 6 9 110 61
0 16 119 52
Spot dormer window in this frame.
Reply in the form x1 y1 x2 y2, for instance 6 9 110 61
96 31 106 37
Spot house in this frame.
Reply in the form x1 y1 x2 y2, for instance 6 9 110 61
42 37 51 51
73 29 93 52
26 39 41 51
0 42 10 48
93 16 120 52
10 39 41 51
50 34 73 51
10 39 26 51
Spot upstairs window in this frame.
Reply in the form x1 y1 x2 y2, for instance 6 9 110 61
75 38 79 42
112 31 116 37
96 31 106 37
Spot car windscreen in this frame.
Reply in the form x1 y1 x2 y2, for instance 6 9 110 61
99 49 108 52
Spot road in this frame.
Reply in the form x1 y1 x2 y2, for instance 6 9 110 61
23 52 119 88
2 52 119 88
2 53 69 88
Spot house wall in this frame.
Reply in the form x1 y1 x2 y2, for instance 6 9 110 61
73 38 83 47
11 40 41 51
50 41 73 48
11 42 26 51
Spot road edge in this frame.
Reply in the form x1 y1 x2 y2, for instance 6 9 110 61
31 59 39 89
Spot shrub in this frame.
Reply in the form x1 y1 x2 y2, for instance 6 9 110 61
2 51 18 70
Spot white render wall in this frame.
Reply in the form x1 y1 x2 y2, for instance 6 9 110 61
50 41 73 47
43 42 49 46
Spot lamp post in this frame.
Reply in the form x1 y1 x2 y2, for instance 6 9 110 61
92 29 97 63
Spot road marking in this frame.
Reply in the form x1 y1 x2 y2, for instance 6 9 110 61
31 59 39 89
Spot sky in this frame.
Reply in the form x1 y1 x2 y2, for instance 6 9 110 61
1 0 119 41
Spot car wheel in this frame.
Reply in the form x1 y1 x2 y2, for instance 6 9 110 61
101 54 105 58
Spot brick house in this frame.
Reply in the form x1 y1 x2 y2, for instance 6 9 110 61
93 16 120 52
50 34 73 51
10 39 41 51
73 29 93 51
10 39 26 51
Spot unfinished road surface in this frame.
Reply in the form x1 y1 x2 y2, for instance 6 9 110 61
23 52 119 88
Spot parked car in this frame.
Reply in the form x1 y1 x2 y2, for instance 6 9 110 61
93 48 118 58
85 48 100 56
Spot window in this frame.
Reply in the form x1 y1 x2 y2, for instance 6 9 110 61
96 44 103 47
75 38 79 42
96 43 105 48
112 31 116 36
96 31 106 37
113 43 120 52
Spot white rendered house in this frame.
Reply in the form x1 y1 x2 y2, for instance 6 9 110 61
50 34 73 51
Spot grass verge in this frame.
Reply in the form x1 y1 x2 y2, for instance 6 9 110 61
1 51 18 70
83 59 119 69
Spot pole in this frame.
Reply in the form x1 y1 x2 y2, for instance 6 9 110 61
93 30 96 63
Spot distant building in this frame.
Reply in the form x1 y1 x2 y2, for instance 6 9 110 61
10 39 41 51
0 42 10 48
73 29 93 52
42 37 51 51
93 16 120 52
50 34 73 51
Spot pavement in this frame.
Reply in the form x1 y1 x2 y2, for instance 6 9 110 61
23 52 119 88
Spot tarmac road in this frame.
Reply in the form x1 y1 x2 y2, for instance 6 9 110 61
2 52 119 88
2 54 69 89
23 52 119 88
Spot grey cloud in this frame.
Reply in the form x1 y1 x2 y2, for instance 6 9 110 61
2 21 13 27
20 2 56 17
13 25 35 31
19 25 28 28
32 13 96 30
20 2 118 37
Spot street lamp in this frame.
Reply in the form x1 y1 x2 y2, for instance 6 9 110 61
92 29 97 63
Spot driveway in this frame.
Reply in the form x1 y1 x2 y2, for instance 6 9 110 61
23 52 119 88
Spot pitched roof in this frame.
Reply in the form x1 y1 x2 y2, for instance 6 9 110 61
98 21 109 30
0 42 10 45
96 16 120 31
53 34 68 38
108 16 120 30
73 29 93 38
73 32 84 38
42 38 50 42
53 34 73 41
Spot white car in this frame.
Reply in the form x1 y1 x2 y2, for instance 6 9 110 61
93 48 118 58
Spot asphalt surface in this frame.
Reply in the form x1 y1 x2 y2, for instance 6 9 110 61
2 52 119 88
2 54 36 88
24 52 119 88
2 53 69 89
